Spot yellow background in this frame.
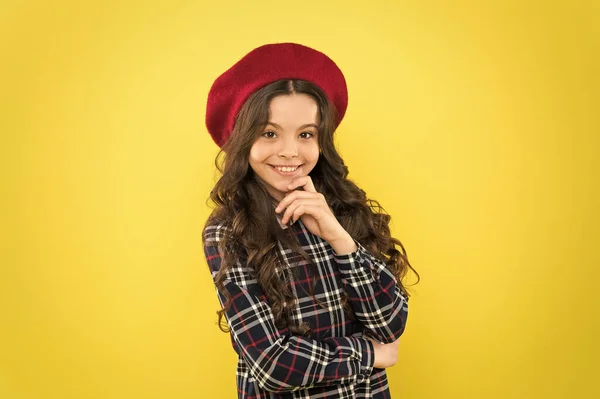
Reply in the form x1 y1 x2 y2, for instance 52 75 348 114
1 0 598 398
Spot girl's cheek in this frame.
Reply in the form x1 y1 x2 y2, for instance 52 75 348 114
309 145 320 159
249 145 266 162
254 148 270 161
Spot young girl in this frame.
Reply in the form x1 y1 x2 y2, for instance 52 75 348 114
202 43 418 399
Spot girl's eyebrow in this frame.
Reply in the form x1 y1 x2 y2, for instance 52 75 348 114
267 122 318 130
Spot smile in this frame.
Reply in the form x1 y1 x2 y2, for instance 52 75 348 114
269 165 302 175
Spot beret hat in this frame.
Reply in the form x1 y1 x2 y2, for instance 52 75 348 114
205 42 348 148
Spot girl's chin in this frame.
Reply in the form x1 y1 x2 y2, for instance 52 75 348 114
259 175 306 198
273 185 290 195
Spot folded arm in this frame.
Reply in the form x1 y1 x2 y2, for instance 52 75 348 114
203 223 375 393
333 239 409 344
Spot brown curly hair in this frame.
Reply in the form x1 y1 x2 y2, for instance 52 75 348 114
203 79 419 335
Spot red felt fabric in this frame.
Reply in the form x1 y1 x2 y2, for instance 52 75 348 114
205 43 348 148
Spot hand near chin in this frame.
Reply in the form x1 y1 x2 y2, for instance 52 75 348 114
275 176 350 246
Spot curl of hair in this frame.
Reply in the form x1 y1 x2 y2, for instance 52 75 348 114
203 80 419 336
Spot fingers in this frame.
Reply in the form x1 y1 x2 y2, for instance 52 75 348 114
287 175 317 193
275 190 326 214
280 199 323 225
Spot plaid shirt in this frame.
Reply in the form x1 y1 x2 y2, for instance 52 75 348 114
203 217 409 398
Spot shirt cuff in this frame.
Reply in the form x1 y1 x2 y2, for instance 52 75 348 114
352 336 375 383
333 240 385 276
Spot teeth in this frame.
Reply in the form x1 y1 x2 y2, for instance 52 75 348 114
274 166 298 172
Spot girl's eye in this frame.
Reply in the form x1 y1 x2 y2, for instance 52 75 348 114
299 131 314 139
262 131 276 138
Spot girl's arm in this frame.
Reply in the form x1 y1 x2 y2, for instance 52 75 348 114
332 237 409 344
273 176 408 344
203 223 375 393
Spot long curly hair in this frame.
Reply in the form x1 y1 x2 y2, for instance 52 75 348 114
204 79 419 335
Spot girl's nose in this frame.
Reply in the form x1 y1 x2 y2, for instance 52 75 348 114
278 137 298 158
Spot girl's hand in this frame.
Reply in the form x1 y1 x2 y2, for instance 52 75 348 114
275 176 352 247
367 337 400 369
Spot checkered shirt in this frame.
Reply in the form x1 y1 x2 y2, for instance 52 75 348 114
203 217 409 398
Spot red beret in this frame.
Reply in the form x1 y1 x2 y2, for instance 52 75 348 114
205 42 348 148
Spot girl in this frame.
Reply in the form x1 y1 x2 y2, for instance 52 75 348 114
202 43 418 399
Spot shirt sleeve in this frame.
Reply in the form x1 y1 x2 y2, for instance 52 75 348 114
203 223 375 393
333 239 409 344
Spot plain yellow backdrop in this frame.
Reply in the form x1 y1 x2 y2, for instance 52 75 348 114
1 0 598 398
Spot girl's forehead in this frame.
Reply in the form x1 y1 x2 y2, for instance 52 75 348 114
267 94 319 125
265 121 319 132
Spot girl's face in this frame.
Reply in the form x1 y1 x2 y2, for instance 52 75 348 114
249 93 320 201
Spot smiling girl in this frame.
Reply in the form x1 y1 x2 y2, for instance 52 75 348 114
202 43 418 399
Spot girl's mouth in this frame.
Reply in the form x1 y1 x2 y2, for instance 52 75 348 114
269 165 302 175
